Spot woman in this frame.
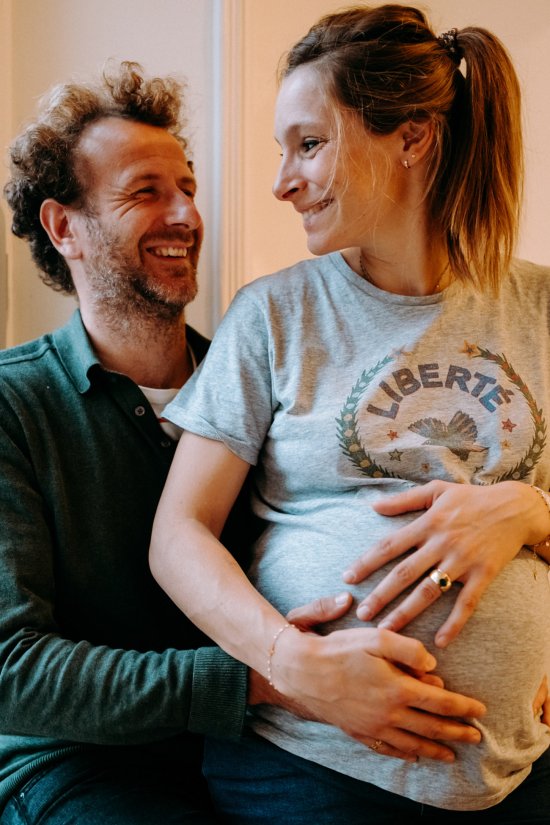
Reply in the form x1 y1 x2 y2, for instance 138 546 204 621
150 5 550 820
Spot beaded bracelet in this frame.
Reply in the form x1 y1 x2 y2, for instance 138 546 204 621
529 486 550 564
267 623 294 690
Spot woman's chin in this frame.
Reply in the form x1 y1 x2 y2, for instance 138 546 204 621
305 237 340 257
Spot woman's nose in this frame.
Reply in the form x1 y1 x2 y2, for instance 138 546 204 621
272 159 305 202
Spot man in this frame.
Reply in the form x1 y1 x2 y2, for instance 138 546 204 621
0 62 494 824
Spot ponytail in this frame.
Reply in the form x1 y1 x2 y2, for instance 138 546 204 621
435 28 523 291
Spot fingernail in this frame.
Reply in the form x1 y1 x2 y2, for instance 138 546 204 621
378 619 392 629
424 653 437 669
342 569 355 583
356 604 372 620
435 633 448 648
442 752 455 763
335 592 350 606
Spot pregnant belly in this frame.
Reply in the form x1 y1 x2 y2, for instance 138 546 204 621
252 534 550 737
249 521 550 806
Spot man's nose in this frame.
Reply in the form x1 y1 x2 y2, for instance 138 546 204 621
165 190 202 229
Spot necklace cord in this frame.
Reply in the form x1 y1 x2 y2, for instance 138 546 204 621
359 254 450 293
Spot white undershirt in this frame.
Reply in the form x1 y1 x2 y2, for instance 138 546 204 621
139 344 196 441
140 385 183 440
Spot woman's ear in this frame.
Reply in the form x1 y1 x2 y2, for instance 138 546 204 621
399 119 436 168
40 199 83 260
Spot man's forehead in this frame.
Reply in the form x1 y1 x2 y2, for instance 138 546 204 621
76 116 193 181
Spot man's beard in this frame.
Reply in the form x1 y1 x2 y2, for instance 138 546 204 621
82 215 198 329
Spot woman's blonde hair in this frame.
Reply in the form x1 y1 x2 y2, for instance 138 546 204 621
281 4 523 291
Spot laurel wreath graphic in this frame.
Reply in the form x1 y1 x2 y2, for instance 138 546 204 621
336 355 399 478
336 347 546 481
475 347 546 482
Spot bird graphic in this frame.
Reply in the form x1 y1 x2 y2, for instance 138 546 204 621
408 411 488 461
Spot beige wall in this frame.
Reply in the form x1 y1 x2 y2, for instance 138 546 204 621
1 0 549 345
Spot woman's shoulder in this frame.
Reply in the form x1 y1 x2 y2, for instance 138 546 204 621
499 258 550 304
236 253 341 301
508 257 550 282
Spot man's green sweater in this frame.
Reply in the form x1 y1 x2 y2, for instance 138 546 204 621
0 311 247 811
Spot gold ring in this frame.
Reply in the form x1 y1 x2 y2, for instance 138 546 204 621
370 739 383 752
429 568 452 592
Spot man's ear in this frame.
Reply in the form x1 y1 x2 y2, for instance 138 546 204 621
399 119 436 166
39 199 83 260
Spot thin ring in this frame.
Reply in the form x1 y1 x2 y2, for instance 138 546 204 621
429 568 453 592
369 739 383 752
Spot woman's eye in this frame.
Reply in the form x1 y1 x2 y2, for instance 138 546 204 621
302 139 320 153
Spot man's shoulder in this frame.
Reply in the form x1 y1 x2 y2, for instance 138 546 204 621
0 332 56 372
0 333 66 422
0 312 92 390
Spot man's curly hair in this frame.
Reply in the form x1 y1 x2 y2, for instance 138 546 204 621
4 61 188 294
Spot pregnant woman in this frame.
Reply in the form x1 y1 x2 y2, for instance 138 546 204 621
150 5 550 821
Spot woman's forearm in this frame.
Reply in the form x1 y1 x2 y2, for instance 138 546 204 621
150 512 292 675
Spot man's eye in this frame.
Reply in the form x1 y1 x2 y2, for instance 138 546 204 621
135 187 155 196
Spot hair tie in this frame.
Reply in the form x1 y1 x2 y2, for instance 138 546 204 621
437 28 461 66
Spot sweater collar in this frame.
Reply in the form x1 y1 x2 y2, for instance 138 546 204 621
51 310 100 394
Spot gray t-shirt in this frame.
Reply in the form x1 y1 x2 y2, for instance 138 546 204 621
166 252 550 811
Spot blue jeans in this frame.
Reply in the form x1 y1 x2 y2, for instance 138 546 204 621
204 733 550 824
1 745 220 824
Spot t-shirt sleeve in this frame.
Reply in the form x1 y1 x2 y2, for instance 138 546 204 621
165 289 273 466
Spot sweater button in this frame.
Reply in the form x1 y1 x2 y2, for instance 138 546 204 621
134 405 146 417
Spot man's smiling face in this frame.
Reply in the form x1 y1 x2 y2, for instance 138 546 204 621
71 116 203 319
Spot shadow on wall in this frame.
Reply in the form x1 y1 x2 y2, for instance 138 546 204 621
0 209 7 349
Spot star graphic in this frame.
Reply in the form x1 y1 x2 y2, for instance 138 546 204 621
389 449 403 461
501 439 511 449
459 341 481 359
387 430 398 441
421 463 431 473
502 419 517 432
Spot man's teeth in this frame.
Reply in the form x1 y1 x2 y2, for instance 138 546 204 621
152 246 188 257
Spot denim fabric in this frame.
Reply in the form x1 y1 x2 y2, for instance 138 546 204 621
204 733 550 824
0 749 220 825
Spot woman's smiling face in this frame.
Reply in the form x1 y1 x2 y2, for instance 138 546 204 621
273 63 401 256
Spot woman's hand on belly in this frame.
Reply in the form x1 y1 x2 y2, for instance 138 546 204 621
343 480 549 647
269 624 486 763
